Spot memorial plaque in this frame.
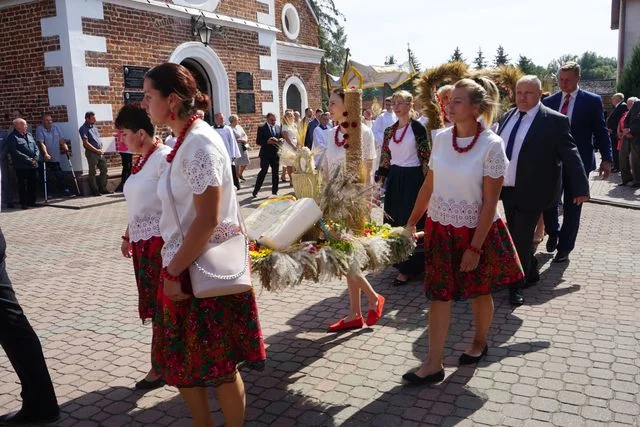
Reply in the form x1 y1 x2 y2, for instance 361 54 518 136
123 66 150 89
236 72 253 90
123 91 145 104
236 93 256 114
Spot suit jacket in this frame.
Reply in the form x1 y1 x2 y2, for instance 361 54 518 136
256 122 282 159
8 130 40 170
498 104 589 212
626 102 640 146
304 118 319 149
542 89 612 173
607 102 628 135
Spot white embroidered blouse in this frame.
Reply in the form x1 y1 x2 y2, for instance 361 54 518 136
157 120 241 267
427 127 508 228
123 145 171 242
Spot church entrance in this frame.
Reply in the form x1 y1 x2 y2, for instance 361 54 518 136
181 58 214 123
286 84 302 113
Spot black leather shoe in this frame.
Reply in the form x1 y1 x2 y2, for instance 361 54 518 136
135 377 165 390
509 288 524 306
553 251 569 263
459 345 488 365
392 278 409 287
0 409 60 425
402 369 445 386
546 234 558 252
525 269 540 285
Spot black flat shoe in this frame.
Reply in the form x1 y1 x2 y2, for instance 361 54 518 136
0 409 60 425
459 345 488 365
135 377 165 390
546 234 558 252
553 251 569 263
402 369 445 386
392 278 409 287
509 288 524 306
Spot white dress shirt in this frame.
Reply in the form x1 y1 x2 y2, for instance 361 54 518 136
501 102 541 187
559 86 579 123
311 125 329 168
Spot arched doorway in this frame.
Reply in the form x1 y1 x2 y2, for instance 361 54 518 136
286 85 302 113
181 58 214 124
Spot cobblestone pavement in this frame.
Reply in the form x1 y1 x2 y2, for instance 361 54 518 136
1 169 639 426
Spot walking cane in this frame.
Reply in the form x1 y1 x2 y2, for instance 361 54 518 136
66 153 81 195
42 161 48 203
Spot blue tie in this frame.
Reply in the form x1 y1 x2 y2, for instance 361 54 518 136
506 111 526 160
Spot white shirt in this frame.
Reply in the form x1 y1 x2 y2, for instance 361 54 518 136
559 86 579 123
158 121 240 267
213 125 240 161
427 128 508 228
388 124 421 167
35 124 64 163
372 111 397 148
323 124 376 182
231 125 248 143
164 135 177 148
123 145 171 242
281 124 298 147
312 125 330 168
500 103 541 187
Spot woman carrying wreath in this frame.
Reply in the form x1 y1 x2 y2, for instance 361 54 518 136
142 62 265 426
376 90 431 287
403 77 523 386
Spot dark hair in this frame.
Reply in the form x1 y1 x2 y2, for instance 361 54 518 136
114 103 154 137
331 88 345 101
85 111 95 119
145 63 210 118
304 107 313 114
266 112 276 119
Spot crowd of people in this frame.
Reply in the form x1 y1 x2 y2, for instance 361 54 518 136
0 59 627 426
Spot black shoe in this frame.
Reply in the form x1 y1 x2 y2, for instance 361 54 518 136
251 192 258 198
459 345 488 365
553 251 570 263
402 369 445 386
392 278 409 287
6 203 14 209
239 177 246 182
509 288 524 306
611 168 620 173
546 234 558 252
20 205 29 210
0 409 60 425
135 377 165 390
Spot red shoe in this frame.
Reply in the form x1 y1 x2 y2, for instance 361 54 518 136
328 316 364 332
366 294 385 326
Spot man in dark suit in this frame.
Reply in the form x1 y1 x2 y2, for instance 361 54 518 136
606 92 628 173
303 107 319 150
542 61 611 263
252 113 282 198
498 76 589 306
623 99 640 186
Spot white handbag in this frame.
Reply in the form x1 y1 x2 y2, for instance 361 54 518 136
166 161 252 298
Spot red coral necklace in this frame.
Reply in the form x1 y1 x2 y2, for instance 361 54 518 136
131 139 160 174
334 127 348 148
167 115 199 163
392 122 410 144
452 121 483 153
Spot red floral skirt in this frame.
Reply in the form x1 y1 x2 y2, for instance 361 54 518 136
152 274 266 388
424 217 524 301
131 236 163 323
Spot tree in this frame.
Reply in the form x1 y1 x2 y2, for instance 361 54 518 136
617 43 640 98
494 45 510 66
385 55 396 65
407 43 422 73
473 48 486 70
547 52 617 79
449 46 464 63
547 54 579 76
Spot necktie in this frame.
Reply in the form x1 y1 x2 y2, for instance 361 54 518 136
506 111 526 160
560 93 571 116
270 125 274 136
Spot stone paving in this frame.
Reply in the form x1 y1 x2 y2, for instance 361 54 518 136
1 169 639 426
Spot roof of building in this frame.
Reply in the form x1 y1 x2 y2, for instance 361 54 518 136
580 79 617 96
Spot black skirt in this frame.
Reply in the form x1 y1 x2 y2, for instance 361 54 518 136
384 165 424 227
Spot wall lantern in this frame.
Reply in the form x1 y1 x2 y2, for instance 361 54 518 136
191 12 214 46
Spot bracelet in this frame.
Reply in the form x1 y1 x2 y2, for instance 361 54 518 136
121 235 129 242
161 266 181 282
468 245 483 255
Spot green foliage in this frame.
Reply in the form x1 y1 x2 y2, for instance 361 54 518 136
449 47 465 63
385 55 397 65
407 44 422 73
517 55 548 78
547 52 616 79
473 48 486 70
494 45 510 66
618 43 640 97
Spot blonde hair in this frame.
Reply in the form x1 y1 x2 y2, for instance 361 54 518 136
437 84 454 98
453 77 500 125
559 61 581 78
229 114 239 124
282 109 295 126
392 90 417 119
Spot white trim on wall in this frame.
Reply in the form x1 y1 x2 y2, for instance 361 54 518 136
257 0 281 121
282 75 308 113
281 3 300 40
277 41 324 64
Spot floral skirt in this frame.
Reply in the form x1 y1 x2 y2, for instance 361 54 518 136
152 274 266 388
131 236 163 323
424 217 524 301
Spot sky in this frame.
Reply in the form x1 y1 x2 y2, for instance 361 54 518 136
335 0 619 69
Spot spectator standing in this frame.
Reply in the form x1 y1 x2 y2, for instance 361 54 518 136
0 129 13 208
8 119 39 209
252 113 282 197
303 107 319 149
229 114 250 181
212 112 241 190
35 114 73 197
311 112 331 168
79 111 111 196
618 97 638 186
606 93 627 174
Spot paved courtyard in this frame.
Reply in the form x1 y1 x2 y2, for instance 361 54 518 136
1 168 639 426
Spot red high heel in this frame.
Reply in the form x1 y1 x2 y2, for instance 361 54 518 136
366 294 385 326
328 316 364 332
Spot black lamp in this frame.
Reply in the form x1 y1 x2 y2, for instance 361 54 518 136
191 13 214 46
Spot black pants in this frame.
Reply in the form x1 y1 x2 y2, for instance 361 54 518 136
39 161 69 195
15 169 37 207
501 188 540 287
253 155 280 196
611 133 620 171
543 169 584 254
0 229 59 414
231 164 240 190
116 153 133 192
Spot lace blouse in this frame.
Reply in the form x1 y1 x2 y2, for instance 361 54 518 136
427 127 508 228
123 145 171 242
157 121 241 267
323 124 376 180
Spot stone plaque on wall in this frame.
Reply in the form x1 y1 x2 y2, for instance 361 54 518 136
236 93 256 114
123 66 150 89
123 91 145 104
236 72 253 90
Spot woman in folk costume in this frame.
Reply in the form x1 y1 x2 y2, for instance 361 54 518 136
403 77 523 385
143 63 265 426
117 104 171 390
376 90 431 287
323 88 385 332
